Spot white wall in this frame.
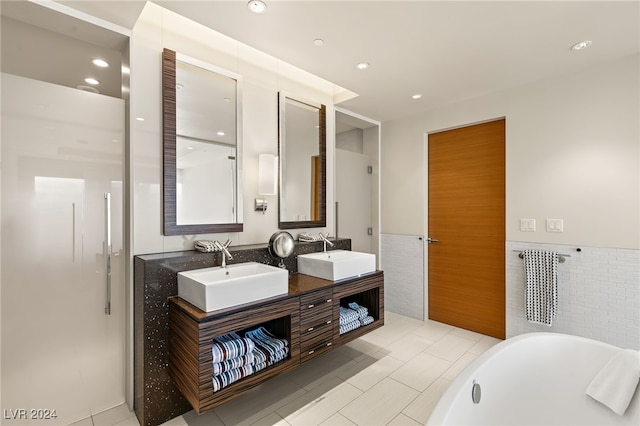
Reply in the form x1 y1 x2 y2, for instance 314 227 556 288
381 54 639 345
130 3 340 255
382 54 639 250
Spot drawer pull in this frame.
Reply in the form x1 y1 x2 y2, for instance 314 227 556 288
308 350 315 355
308 304 315 309
326 299 332 303
307 327 314 332
326 342 332 347
326 320 332 324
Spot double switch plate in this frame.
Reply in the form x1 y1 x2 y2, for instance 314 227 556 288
520 218 564 233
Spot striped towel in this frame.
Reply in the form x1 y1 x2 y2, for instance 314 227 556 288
339 306 360 324
212 332 256 363
252 348 288 373
212 364 254 392
340 319 360 335
212 352 254 376
523 249 559 326
245 327 288 351
359 315 374 326
348 302 369 319
245 327 289 366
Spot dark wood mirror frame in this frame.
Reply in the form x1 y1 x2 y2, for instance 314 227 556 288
162 48 243 235
277 92 327 230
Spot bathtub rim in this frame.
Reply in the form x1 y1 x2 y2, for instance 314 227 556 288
427 332 622 425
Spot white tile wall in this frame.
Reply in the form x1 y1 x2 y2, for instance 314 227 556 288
506 241 640 349
381 234 425 320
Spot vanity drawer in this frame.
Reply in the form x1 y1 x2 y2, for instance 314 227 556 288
300 314 333 343
300 289 333 323
300 338 333 364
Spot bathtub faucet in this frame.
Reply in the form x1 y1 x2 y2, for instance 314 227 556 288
319 233 333 252
214 240 233 268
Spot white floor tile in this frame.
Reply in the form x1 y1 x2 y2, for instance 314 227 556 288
182 409 224 426
286 350 358 391
385 334 435 362
387 413 422 426
277 377 362 426
93 404 136 426
319 413 357 425
410 320 454 342
402 378 451 424
214 375 306 426
337 353 404 391
340 378 419 426
423 333 477 362
441 352 479 381
389 353 451 392
250 412 291 426
468 335 502 354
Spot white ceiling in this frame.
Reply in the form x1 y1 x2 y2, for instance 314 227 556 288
4 0 639 123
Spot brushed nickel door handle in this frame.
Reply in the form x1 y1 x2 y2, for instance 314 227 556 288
427 237 439 243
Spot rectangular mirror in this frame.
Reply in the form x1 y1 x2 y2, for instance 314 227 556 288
163 49 243 235
278 93 326 229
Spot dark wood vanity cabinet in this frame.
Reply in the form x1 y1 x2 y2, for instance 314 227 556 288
168 271 384 414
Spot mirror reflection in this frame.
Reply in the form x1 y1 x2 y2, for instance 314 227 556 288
278 93 326 229
162 49 243 235
175 60 237 225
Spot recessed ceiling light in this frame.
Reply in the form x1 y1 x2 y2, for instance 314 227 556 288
217 131 225 136
313 39 324 46
84 77 100 85
571 40 592 51
411 94 423 100
187 146 193 150
136 117 145 122
223 97 231 102
92 58 109 68
355 62 369 70
247 0 267 14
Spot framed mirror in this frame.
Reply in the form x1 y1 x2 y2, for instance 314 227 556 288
162 48 243 235
278 92 326 229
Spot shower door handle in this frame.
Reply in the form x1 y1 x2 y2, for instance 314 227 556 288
104 193 112 315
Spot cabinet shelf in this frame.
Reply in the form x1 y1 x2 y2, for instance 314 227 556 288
169 270 384 415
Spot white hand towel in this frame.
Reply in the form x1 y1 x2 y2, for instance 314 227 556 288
585 348 640 415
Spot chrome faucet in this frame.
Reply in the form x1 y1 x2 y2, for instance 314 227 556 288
319 233 333 252
214 240 233 268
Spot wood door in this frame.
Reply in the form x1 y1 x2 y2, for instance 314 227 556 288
428 119 505 339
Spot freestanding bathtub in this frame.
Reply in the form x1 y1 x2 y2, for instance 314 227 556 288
428 333 639 425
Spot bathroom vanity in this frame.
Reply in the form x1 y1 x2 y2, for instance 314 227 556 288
168 270 384 414
133 239 384 426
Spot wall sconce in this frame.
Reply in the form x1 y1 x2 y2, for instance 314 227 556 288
256 153 277 213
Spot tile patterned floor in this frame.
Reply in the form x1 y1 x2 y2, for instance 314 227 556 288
95 312 501 426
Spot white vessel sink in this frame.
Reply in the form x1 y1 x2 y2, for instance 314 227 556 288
297 250 376 281
178 262 289 312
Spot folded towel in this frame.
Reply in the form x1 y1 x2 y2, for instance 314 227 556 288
298 232 322 242
348 302 369 319
212 332 256 363
359 315 374 326
339 306 360 325
212 364 254 392
195 240 219 253
586 349 640 415
252 348 288 373
523 249 558 326
245 327 288 351
245 327 289 367
212 352 255 376
339 319 361 335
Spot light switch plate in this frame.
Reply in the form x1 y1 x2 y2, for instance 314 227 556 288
520 218 536 232
546 218 564 233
